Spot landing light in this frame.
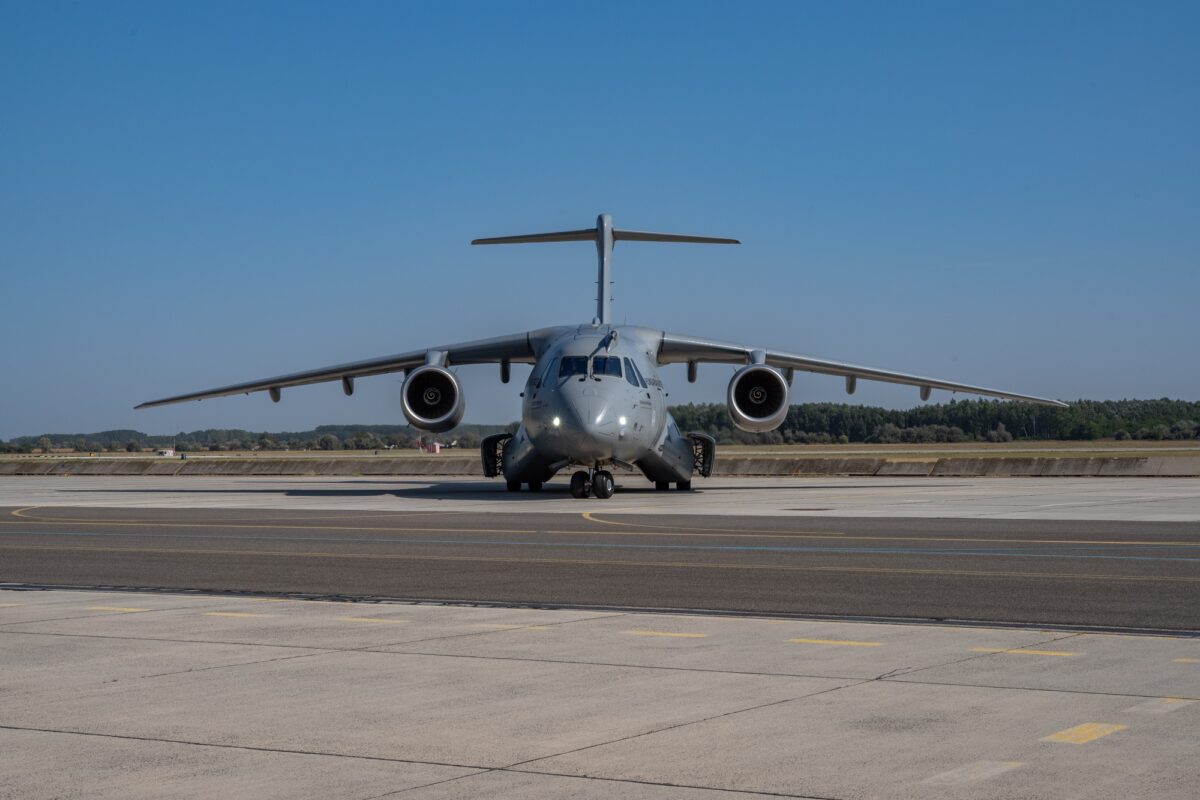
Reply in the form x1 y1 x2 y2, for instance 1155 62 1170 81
618 416 627 426
552 416 561 427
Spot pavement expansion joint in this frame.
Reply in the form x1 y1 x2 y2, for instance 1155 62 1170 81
501 679 868 773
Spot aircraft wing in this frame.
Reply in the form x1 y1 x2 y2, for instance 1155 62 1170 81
657 331 1067 407
136 328 564 409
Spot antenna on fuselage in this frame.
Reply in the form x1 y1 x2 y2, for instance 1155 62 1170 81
471 214 739 325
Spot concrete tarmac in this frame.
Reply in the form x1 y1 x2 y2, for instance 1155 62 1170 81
2 476 1198 797
2 588 1198 799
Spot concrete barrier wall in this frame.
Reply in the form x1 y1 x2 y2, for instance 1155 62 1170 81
4 455 1198 477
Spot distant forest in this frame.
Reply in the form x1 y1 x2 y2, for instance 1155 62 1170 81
3 399 1199 453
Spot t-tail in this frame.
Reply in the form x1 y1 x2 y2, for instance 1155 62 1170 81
472 214 739 324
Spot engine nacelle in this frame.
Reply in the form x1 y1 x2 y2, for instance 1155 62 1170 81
402 365 465 433
727 365 789 433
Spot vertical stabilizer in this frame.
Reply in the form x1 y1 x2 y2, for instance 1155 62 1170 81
595 213 614 324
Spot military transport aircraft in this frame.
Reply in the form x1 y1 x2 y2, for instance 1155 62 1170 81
138 214 1066 499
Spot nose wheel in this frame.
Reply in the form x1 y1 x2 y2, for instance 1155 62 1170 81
592 470 615 499
570 469 615 499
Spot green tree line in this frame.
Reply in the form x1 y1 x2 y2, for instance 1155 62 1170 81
670 399 1200 445
5 399 1199 453
1 423 510 454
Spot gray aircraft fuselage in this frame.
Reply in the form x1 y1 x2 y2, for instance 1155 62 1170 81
502 325 695 487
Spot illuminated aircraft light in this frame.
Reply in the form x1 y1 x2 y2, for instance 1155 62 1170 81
618 416 627 426
552 416 561 427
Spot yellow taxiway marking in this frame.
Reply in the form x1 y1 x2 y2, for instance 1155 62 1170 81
470 623 551 630
2 542 1198 584
624 630 708 638
86 605 149 613
578 511 1200 547
790 638 883 647
1173 657 1200 664
1123 697 1196 714
338 617 408 624
581 511 846 538
1041 723 1126 744
971 647 1077 657
0 602 26 607
204 611 272 619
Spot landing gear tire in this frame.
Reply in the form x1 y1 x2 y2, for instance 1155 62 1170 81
655 481 670 491
506 480 521 492
676 480 692 491
528 481 543 492
570 471 591 499
593 470 615 499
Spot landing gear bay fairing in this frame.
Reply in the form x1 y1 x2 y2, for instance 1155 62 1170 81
138 215 1066 498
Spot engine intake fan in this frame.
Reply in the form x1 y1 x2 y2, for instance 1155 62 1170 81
727 365 789 433
402 365 465 432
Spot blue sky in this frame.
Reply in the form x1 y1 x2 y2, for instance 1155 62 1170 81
2 1 1197 438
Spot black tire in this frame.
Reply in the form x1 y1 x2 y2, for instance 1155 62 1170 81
676 480 692 491
655 481 670 491
506 480 521 492
570 471 590 499
528 481 543 492
593 470 615 499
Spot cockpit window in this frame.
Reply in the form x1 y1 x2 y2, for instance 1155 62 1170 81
628 359 649 388
536 357 559 388
592 356 622 378
559 356 588 378
622 357 640 387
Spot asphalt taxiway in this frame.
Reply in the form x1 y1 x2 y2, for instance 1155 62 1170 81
3 504 1200 630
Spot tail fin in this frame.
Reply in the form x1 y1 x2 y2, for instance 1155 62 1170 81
472 214 738 323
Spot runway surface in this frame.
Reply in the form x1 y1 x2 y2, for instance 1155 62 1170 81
4 501 1199 630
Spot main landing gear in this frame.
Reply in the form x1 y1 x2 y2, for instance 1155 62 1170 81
570 469 615 500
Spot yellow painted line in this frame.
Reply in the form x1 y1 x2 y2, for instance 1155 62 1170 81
1173 657 1200 664
86 605 149 613
1 542 1197 584
204 611 272 618
623 630 708 638
338 617 408 624
10 506 39 518
0 602 26 607
577 511 1200 547
1041 723 1126 744
790 638 883 647
971 647 1077 657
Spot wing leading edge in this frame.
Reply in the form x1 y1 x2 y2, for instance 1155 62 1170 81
136 328 566 409
657 332 1067 407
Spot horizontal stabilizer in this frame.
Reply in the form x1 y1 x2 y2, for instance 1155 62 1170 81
471 229 597 245
472 227 739 246
614 230 739 245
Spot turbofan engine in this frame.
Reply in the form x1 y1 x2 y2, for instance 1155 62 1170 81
401 365 465 432
727 365 789 433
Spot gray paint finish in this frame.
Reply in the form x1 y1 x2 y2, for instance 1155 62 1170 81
136 216 1066 496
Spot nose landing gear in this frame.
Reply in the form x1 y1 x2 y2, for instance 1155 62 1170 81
570 468 615 499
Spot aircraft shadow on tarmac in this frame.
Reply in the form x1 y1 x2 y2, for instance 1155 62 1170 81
58 480 951 501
